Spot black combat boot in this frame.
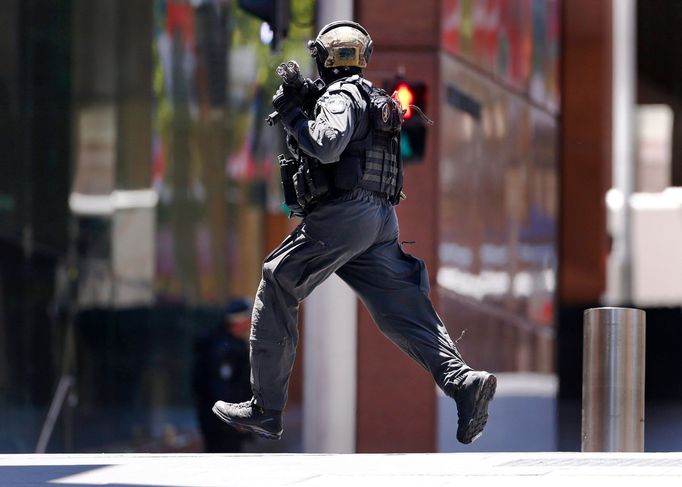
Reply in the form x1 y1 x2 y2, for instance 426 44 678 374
212 398 283 440
454 371 497 444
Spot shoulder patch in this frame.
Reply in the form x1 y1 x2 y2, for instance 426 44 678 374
324 95 347 114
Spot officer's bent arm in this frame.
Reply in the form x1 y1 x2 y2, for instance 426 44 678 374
288 92 357 164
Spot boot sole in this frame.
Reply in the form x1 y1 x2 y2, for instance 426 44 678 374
211 405 282 440
457 373 497 444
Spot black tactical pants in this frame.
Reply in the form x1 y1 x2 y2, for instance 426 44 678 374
250 188 471 411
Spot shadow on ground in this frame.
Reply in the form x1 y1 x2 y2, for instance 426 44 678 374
0 464 170 487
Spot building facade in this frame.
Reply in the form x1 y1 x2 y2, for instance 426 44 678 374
350 0 560 452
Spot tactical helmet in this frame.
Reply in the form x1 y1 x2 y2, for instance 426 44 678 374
308 21 373 71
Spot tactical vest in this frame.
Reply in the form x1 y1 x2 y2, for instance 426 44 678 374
328 76 404 204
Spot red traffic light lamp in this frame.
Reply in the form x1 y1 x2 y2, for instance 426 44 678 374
394 82 415 119
385 78 429 163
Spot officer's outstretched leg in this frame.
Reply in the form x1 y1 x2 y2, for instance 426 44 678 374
213 193 389 439
336 211 496 444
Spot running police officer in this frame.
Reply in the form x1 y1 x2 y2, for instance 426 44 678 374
213 21 496 445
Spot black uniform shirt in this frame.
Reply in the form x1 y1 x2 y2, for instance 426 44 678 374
286 79 369 164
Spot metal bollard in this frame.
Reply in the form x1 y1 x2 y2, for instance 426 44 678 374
582 307 646 452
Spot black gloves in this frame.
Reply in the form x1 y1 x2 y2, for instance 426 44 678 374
272 84 305 128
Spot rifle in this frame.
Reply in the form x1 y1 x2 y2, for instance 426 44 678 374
266 60 324 126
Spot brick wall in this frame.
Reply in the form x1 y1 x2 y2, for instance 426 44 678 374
355 0 441 453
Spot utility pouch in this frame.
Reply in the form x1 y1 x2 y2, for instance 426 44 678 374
303 157 330 201
293 156 330 210
278 154 305 217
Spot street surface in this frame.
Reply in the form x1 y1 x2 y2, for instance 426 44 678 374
2 452 682 486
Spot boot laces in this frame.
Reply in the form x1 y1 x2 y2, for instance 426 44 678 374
236 399 254 409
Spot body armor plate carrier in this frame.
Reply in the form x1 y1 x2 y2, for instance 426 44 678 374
331 76 404 205
279 75 405 217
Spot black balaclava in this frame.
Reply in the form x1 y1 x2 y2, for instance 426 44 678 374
316 64 362 85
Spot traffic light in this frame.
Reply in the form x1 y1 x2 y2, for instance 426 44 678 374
386 79 428 163
238 0 290 50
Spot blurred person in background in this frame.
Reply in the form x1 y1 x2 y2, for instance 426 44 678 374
193 298 253 452
213 21 496 445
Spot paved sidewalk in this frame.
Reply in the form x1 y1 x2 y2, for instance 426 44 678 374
2 452 682 486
